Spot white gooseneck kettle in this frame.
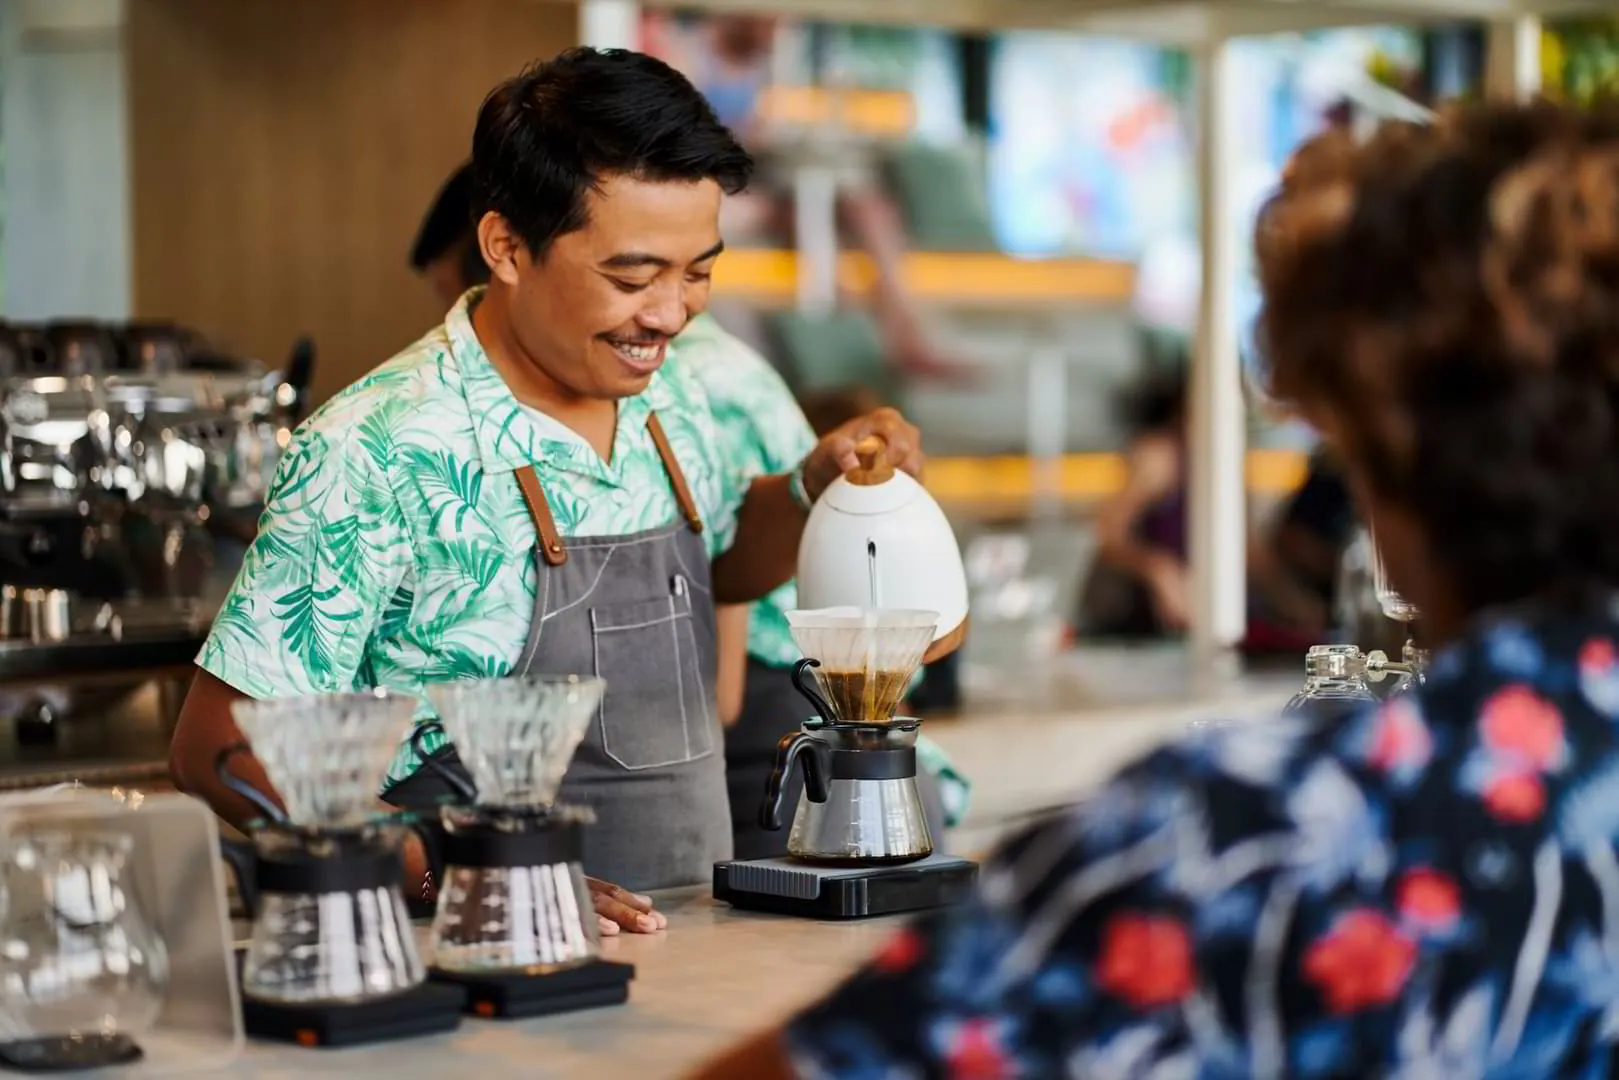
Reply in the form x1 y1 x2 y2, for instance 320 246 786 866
796 436 969 661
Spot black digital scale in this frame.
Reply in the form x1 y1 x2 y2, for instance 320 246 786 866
714 853 978 919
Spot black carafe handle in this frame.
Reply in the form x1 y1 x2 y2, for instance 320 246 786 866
791 658 836 727
217 838 259 919
409 721 480 804
213 741 288 826
760 731 831 831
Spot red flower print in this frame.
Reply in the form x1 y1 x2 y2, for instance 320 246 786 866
1302 909 1416 1014
1580 637 1617 673
871 927 924 974
946 1017 1011 1080
1483 770 1545 823
1479 685 1565 771
1096 912 1196 1009
1396 867 1461 932
1367 698 1433 774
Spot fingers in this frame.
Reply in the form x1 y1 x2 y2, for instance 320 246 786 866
587 877 666 933
848 408 923 477
597 914 620 936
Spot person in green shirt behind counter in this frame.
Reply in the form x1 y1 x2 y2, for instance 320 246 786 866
167 47 945 936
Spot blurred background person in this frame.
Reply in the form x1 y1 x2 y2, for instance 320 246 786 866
409 162 490 309
1075 363 1350 649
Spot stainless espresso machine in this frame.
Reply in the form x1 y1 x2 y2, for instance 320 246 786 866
0 320 303 755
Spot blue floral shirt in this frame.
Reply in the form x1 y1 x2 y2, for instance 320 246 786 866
787 602 1619 1077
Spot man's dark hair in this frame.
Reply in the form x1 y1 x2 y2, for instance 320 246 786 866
471 47 754 257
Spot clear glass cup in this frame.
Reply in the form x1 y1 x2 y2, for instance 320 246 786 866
0 830 168 1069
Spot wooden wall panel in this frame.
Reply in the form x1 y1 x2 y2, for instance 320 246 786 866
128 0 576 402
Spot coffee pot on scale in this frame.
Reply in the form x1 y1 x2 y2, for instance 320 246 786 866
406 674 635 1019
215 690 466 1047
763 608 938 864
714 609 978 919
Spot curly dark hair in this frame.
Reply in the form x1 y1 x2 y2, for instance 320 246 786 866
1255 100 1619 614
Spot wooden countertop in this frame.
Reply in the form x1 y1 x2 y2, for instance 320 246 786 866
207 888 896 1079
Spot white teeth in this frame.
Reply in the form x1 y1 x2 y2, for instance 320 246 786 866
616 342 660 363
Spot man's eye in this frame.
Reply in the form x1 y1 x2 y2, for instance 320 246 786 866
612 279 651 293
686 272 712 285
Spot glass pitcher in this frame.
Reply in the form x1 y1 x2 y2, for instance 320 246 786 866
0 830 168 1070
1285 644 1380 722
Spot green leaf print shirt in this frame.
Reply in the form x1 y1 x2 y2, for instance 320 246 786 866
198 290 747 786
667 314 817 670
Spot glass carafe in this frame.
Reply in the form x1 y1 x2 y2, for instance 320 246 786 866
1285 645 1380 722
237 821 423 1005
0 830 168 1070
428 805 600 975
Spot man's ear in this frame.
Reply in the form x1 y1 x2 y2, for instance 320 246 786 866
478 212 528 286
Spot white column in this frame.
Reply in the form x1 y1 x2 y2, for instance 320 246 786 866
578 0 640 50
1189 37 1247 661
1484 16 1543 101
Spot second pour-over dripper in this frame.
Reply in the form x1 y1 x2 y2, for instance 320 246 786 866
217 690 427 1009
762 608 939 864
413 675 606 979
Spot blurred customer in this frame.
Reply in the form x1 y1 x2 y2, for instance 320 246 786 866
409 162 490 309
693 97 1619 1080
1075 368 1339 644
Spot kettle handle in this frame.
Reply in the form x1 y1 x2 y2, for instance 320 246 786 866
847 436 895 486
759 731 831 831
217 838 260 919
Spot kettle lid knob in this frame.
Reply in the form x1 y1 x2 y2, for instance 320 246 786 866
848 436 895 486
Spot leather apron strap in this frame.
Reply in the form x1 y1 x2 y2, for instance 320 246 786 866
514 410 703 565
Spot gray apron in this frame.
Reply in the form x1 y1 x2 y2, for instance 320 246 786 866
386 412 731 892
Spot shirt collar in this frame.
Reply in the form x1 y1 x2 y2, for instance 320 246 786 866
444 288 675 480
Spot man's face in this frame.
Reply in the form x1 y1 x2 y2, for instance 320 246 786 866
494 174 723 400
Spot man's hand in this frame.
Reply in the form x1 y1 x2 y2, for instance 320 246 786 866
588 876 667 935
801 407 923 503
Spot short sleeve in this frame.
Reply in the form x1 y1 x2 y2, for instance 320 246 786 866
671 316 817 560
198 422 410 699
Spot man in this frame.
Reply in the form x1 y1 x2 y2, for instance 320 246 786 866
408 162 489 308
169 48 927 934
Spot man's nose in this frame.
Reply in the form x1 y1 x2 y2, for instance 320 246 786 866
637 293 686 335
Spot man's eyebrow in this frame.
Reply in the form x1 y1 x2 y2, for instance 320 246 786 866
599 240 725 270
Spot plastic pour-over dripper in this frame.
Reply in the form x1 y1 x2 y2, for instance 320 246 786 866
425 675 605 808
231 690 417 829
786 607 938 725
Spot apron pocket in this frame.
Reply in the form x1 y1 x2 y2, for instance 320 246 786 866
590 588 715 771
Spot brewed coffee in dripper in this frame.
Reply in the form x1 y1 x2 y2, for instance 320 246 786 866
419 675 606 974
786 608 938 725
